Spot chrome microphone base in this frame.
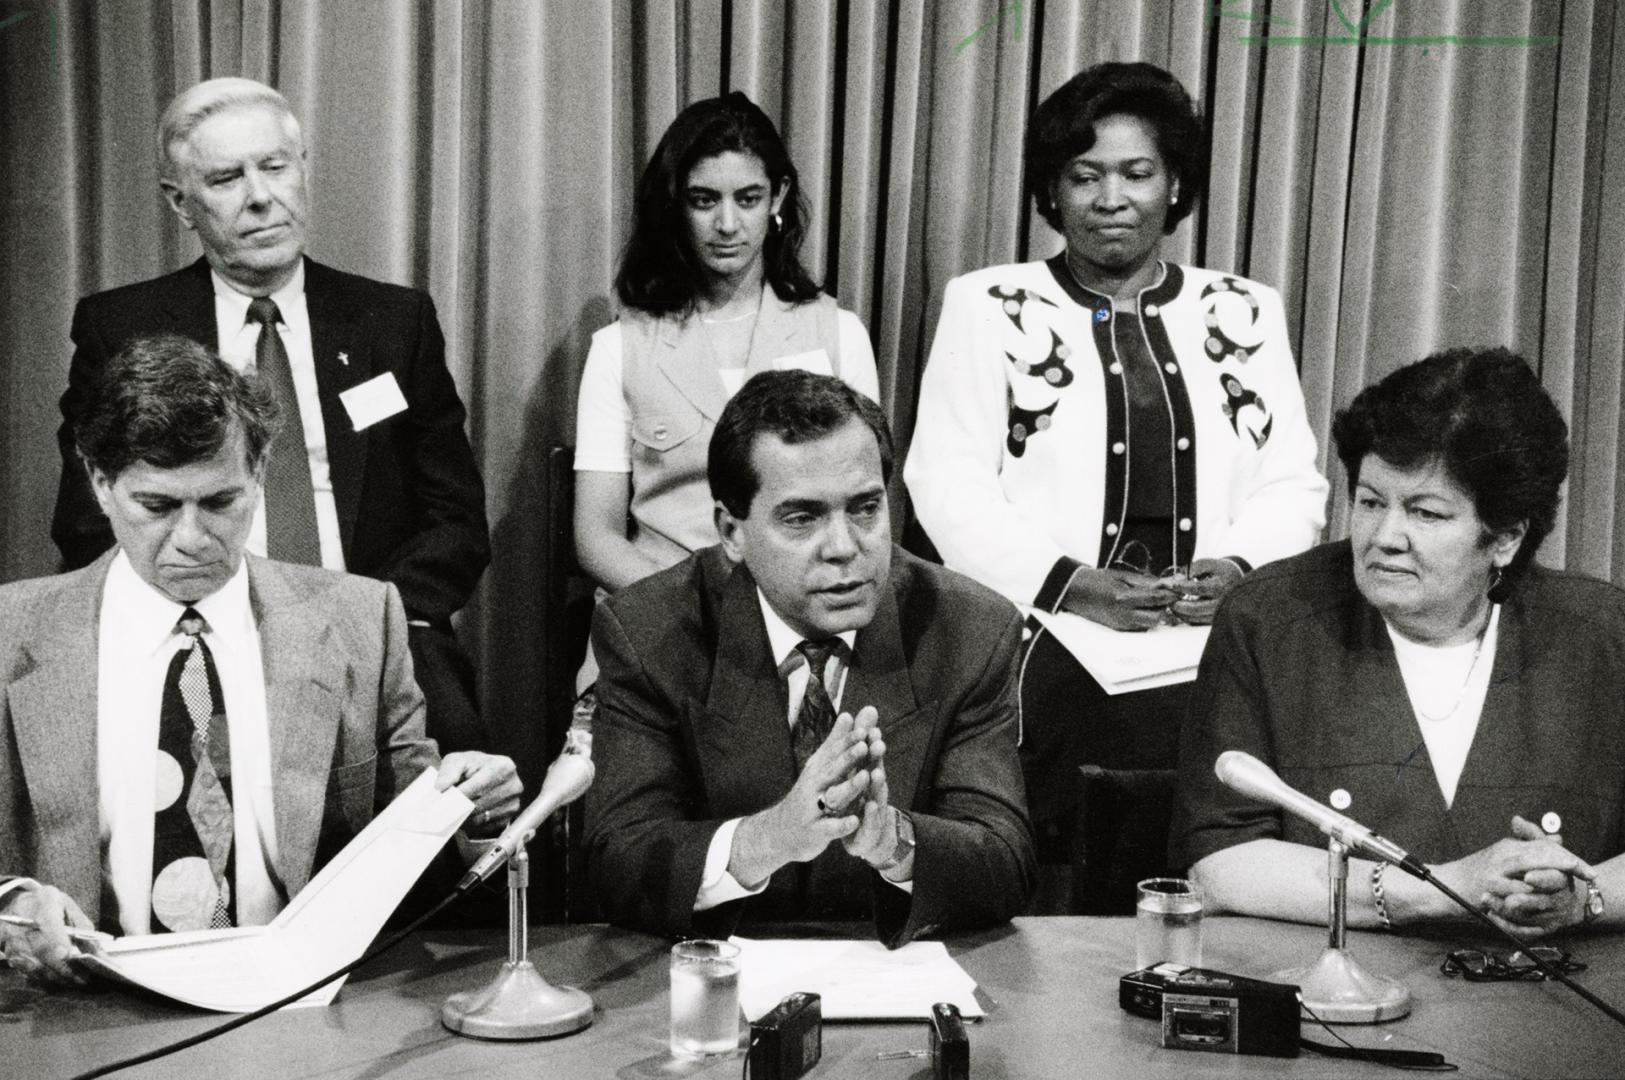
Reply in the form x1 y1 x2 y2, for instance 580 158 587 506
1272 946 1411 1023
441 959 594 1039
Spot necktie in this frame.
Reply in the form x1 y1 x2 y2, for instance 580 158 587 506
151 608 235 931
791 639 840 771
246 297 322 565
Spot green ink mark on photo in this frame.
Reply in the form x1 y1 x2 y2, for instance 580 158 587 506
0 6 59 72
1220 1 1555 51
1329 0 1395 38
955 0 1024 55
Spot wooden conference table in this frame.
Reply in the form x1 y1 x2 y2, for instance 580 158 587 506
4 916 1622 1079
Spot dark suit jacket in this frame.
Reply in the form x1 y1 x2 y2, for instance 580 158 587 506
52 257 489 627
0 552 440 931
1171 540 1625 871
585 545 1036 945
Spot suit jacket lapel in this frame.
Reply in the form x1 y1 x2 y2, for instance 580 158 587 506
250 558 343 899
167 257 222 347
302 259 374 555
9 557 112 920
841 571 924 810
699 562 797 810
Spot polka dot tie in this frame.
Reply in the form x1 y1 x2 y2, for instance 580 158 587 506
151 608 235 932
791 639 841 772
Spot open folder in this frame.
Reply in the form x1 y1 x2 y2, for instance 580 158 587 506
1025 607 1210 695
74 768 473 1012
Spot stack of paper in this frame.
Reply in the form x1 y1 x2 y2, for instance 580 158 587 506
730 937 982 1021
76 768 473 1012
1026 608 1210 694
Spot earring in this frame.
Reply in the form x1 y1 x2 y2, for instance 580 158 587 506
1488 565 1504 596
1169 192 1178 205
772 213 783 231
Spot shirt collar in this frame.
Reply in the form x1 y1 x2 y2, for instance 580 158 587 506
103 550 254 659
756 589 858 671
212 260 308 336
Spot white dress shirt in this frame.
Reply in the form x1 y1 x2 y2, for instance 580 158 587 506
694 592 909 910
97 553 282 933
213 264 346 571
1387 606 1501 808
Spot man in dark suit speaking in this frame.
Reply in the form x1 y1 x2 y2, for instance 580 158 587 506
586 370 1035 945
2 335 519 985
51 77 489 752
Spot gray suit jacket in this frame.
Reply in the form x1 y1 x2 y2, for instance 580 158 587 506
0 552 439 929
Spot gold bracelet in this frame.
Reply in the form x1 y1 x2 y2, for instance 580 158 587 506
1370 861 1393 930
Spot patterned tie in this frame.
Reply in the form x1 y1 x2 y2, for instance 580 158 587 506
791 639 841 771
151 608 235 932
246 297 322 565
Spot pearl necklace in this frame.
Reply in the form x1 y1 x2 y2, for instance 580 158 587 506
1409 625 1488 724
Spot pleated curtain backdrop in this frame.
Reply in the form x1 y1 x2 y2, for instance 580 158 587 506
2 0 1623 790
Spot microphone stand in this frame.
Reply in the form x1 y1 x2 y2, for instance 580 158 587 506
1270 838 1411 1023
441 837 594 1039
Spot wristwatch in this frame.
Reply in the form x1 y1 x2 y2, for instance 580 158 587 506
874 809 916 875
1583 881 1605 925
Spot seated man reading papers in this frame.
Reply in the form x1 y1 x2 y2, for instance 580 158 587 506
0 334 520 986
586 370 1035 944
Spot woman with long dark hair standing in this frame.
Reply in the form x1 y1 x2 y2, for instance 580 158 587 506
574 93 879 600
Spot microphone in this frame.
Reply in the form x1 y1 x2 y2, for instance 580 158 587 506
1213 750 1427 879
458 730 595 890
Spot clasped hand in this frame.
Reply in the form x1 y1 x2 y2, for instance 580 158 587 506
1062 557 1243 631
1434 816 1597 938
735 706 896 882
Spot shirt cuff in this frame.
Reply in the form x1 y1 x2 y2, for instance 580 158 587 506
1034 555 1086 613
880 873 914 895
0 877 38 910
693 818 770 912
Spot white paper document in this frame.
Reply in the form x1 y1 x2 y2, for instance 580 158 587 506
76 768 472 1012
1026 608 1210 694
730 937 983 1021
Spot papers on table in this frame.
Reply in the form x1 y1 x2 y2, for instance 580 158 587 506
76 768 472 1012
1025 607 1210 695
730 937 982 1021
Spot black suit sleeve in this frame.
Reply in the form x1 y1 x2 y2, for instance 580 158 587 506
52 298 119 569
362 292 490 625
879 609 1036 945
584 600 724 937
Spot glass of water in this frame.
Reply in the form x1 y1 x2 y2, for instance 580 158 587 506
670 939 741 1058
1136 878 1204 970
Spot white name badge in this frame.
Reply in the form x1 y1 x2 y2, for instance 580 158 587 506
774 349 834 377
339 373 409 432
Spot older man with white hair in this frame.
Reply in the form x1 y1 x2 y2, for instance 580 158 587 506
52 77 491 753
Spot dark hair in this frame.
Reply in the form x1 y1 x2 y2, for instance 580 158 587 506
1331 346 1569 586
1025 62 1207 235
616 92 822 316
708 370 892 518
74 333 282 481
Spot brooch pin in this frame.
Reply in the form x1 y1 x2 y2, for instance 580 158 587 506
337 351 350 366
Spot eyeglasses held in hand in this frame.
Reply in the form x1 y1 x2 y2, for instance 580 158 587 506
1440 947 1586 982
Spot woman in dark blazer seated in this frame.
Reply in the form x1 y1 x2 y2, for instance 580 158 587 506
1173 347 1621 937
